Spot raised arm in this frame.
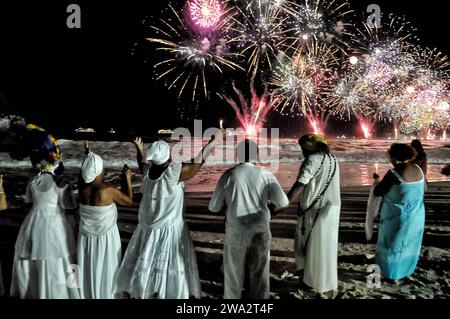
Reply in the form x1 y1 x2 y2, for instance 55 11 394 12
373 170 399 197
133 137 148 173
179 135 216 182
84 140 91 155
111 166 133 206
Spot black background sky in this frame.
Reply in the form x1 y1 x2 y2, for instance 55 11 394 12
0 0 448 137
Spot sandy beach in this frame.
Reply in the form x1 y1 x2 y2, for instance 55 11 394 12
0 168 449 299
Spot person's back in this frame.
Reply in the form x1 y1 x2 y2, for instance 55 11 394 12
77 150 133 299
216 163 285 231
117 137 215 299
11 172 79 299
374 143 426 283
209 140 289 299
138 162 184 228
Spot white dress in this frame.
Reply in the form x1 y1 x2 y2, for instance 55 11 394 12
10 173 80 299
116 163 201 299
77 203 122 299
295 154 341 293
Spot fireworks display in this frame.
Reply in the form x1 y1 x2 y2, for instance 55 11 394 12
189 0 223 29
146 3 243 101
229 0 296 75
146 0 449 139
286 0 355 50
218 79 273 136
271 40 339 116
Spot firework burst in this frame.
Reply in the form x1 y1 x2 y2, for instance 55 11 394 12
189 0 223 29
146 2 243 101
286 0 355 51
228 0 297 76
218 79 274 136
270 40 339 116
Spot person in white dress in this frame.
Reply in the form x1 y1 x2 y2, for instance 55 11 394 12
116 136 216 299
10 164 79 299
209 139 289 299
77 142 134 299
287 134 341 297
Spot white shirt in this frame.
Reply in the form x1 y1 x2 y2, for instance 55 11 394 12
209 163 289 235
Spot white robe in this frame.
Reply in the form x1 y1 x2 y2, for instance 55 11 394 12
116 163 201 299
295 154 341 293
209 163 289 299
77 203 122 299
10 173 79 299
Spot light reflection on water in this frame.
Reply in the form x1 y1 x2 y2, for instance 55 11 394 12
187 163 449 192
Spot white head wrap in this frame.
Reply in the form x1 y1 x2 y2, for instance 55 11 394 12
146 141 170 165
81 153 104 183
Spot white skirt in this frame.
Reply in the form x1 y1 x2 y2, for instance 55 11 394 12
11 205 79 299
77 226 122 299
295 205 340 293
116 221 201 299
10 254 80 299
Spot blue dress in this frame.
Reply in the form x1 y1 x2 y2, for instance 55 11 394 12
376 167 425 281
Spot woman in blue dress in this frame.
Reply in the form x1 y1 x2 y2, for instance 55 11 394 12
373 143 425 285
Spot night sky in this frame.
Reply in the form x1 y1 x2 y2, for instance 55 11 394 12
0 0 448 137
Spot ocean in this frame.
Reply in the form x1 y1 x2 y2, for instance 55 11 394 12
0 138 449 192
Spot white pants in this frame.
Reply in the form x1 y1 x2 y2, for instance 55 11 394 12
224 232 271 299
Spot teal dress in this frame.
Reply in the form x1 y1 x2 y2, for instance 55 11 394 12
376 167 425 280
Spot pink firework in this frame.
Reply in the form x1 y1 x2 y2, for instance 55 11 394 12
219 82 273 138
366 61 394 86
189 0 222 30
359 119 373 139
307 116 324 135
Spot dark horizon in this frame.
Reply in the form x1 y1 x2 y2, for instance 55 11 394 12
0 0 448 138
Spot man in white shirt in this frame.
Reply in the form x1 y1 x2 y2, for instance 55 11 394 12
209 139 289 299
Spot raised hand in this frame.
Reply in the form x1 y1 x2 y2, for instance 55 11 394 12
133 137 145 153
122 165 134 179
84 141 91 155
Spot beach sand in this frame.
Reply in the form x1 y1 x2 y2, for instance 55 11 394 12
0 169 449 299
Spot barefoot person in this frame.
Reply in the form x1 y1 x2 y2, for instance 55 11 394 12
209 139 289 299
373 143 425 285
116 136 216 299
10 163 79 299
77 142 133 299
287 134 340 297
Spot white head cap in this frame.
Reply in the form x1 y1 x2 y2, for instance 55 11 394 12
81 153 104 183
146 141 170 165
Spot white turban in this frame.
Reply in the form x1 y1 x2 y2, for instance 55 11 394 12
146 141 170 165
81 153 104 183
